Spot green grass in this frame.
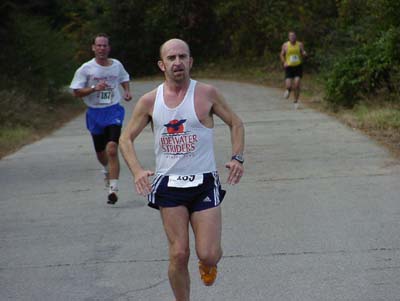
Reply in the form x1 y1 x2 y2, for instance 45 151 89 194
0 126 33 156
343 104 400 130
0 90 84 158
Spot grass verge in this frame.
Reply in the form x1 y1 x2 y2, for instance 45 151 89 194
0 90 85 159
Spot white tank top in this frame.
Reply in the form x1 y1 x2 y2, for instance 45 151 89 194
153 80 216 175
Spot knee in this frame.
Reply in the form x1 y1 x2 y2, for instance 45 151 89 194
197 247 222 267
106 142 118 158
170 246 190 268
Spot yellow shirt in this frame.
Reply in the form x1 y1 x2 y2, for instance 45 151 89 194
285 41 302 67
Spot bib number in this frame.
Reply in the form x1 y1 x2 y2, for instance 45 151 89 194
289 55 300 63
168 174 204 188
99 90 112 104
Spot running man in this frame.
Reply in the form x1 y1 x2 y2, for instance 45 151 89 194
280 31 307 109
119 38 245 301
70 33 132 204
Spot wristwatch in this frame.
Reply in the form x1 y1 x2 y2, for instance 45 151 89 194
231 154 244 164
91 85 96 92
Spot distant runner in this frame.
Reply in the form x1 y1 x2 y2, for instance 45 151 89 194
280 31 307 109
120 38 245 301
70 33 132 204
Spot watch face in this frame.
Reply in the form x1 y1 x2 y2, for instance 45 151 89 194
233 155 244 163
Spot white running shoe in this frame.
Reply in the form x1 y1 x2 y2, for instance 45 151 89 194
294 101 300 110
284 89 290 99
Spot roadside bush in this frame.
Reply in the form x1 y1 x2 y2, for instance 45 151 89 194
325 27 400 108
0 13 76 102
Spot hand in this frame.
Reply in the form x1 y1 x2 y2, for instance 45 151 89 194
96 80 109 91
124 91 132 101
225 160 244 185
134 169 155 196
283 62 288 68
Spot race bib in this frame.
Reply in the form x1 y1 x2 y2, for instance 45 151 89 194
289 55 300 63
99 89 113 104
168 174 204 188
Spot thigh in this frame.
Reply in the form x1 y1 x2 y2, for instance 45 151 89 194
91 133 107 152
104 125 122 144
190 206 222 255
284 67 293 80
160 206 191 250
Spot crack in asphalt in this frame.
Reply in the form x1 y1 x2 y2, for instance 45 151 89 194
2 247 399 271
108 278 169 299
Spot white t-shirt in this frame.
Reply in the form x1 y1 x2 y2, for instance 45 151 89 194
70 58 130 108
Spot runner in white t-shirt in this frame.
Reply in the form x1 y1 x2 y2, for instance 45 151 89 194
70 33 132 204
120 39 245 301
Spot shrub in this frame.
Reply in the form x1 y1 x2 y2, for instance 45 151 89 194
324 27 400 108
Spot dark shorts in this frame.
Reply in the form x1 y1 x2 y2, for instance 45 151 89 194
86 103 125 152
148 172 226 213
285 65 303 79
91 125 121 152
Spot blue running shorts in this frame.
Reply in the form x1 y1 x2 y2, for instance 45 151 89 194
148 172 226 213
86 103 125 135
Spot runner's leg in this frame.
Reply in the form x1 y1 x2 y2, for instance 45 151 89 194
191 206 222 286
285 78 292 91
106 141 119 180
294 76 301 102
160 206 191 301
92 134 108 171
284 77 292 98
104 125 122 180
96 150 108 167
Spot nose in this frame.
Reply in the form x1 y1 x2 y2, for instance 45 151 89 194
174 56 181 64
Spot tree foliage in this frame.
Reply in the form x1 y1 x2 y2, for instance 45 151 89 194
1 0 400 107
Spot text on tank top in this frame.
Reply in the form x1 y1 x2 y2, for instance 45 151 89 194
152 80 217 175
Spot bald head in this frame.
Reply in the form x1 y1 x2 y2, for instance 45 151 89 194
159 39 191 59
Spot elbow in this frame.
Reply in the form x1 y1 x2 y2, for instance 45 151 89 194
119 133 131 151
73 91 81 98
119 134 127 148
233 117 244 131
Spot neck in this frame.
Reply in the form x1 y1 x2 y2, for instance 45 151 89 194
165 78 191 95
95 57 110 66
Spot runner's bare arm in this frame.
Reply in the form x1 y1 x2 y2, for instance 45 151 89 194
73 81 109 98
121 81 132 101
211 88 245 185
280 43 287 66
119 92 155 195
300 42 307 57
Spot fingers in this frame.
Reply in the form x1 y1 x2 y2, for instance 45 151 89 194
134 170 154 196
124 91 132 101
97 81 110 90
225 162 244 185
135 177 151 196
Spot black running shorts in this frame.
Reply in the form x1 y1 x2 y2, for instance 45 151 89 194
285 65 303 79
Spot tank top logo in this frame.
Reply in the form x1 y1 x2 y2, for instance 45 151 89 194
164 119 186 134
160 119 198 156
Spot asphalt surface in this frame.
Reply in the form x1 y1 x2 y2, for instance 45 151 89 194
1 79 400 301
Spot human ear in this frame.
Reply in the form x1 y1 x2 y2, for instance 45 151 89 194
158 60 165 72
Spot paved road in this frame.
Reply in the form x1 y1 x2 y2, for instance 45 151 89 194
1 80 400 301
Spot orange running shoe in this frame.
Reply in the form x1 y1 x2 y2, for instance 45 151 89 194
198 261 217 286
